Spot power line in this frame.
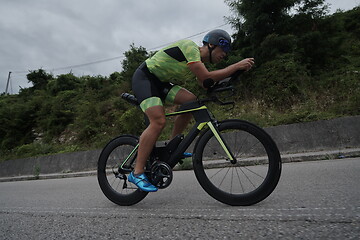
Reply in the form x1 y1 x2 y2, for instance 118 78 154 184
50 56 124 72
11 23 230 75
147 23 228 51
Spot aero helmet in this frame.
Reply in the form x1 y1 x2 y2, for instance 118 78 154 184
203 29 231 53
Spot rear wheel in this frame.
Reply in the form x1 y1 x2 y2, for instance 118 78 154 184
97 135 148 206
193 120 281 206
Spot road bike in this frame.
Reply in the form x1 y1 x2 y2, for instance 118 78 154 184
97 72 282 206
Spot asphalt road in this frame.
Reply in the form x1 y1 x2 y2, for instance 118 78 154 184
0 158 359 239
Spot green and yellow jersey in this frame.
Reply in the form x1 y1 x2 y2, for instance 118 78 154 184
145 39 201 82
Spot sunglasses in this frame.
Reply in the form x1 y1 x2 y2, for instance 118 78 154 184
219 39 231 53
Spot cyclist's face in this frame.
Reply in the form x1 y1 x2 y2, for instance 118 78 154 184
211 45 227 64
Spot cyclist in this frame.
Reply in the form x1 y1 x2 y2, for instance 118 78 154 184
129 29 255 192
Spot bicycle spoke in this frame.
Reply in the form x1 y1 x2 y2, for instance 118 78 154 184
110 176 116 186
102 142 140 195
197 123 275 198
233 131 250 158
218 167 231 189
235 167 245 193
242 166 266 180
230 167 234 193
237 166 257 189
115 179 121 191
209 167 227 180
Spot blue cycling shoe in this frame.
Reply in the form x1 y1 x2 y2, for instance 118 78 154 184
182 152 192 158
128 172 158 192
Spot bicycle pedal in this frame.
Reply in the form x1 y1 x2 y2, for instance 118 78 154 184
182 152 192 158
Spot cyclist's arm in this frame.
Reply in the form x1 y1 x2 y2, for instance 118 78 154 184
188 58 255 86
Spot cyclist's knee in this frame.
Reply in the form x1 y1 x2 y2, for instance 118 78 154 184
145 106 166 131
149 116 166 131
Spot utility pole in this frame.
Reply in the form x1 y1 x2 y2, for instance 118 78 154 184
5 71 11 94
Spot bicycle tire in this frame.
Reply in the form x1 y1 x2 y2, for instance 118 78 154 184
193 120 281 206
97 135 148 206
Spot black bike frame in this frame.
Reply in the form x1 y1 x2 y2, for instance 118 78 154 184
165 102 236 168
120 101 237 170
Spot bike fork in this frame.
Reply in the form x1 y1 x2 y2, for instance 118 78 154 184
207 121 237 164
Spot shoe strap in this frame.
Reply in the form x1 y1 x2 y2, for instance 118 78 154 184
134 174 151 185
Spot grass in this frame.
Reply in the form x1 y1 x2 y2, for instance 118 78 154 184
33 164 41 179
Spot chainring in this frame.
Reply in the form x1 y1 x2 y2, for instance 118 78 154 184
150 161 173 189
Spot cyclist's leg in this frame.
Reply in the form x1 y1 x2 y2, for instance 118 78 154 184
134 105 166 175
167 87 196 138
131 63 166 182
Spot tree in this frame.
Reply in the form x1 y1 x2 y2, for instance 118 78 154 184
26 69 53 90
226 0 332 69
295 0 329 18
119 44 150 88
47 73 81 95
0 95 36 151
226 0 297 47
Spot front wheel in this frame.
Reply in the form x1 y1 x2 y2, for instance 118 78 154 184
97 135 148 206
193 120 281 206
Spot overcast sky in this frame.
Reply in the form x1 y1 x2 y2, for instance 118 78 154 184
1 0 359 94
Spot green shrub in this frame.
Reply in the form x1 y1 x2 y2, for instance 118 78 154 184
117 108 146 136
239 53 310 109
15 143 54 159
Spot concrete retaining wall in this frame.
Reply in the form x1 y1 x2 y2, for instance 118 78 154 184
265 115 360 153
1 115 359 178
0 149 101 178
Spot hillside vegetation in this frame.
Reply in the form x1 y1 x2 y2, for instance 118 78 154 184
1 1 359 161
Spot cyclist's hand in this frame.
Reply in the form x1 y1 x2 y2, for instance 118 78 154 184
237 58 255 72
